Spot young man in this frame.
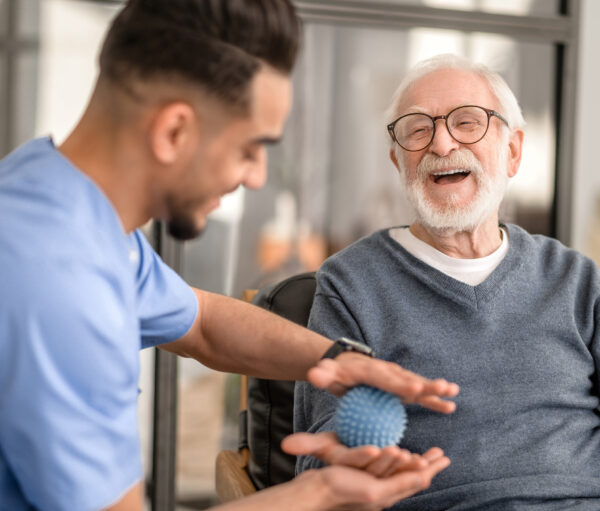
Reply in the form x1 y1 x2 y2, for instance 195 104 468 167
0 2 459 510
295 54 600 509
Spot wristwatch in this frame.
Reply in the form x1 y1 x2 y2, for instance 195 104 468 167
321 337 375 360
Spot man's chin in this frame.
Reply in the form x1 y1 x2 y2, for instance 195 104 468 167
167 218 206 241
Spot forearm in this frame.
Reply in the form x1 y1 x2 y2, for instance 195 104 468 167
210 472 329 511
162 288 332 380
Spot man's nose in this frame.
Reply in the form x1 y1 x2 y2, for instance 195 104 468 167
428 120 459 157
243 149 268 190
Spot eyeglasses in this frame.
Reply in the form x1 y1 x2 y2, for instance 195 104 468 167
387 105 509 152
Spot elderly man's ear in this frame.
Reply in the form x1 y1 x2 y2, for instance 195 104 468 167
389 149 400 170
507 129 524 178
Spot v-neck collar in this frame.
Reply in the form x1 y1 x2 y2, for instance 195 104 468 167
380 223 527 310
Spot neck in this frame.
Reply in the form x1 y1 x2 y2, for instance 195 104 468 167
410 215 503 258
57 100 155 234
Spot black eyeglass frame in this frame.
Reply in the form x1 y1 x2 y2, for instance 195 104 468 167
387 105 510 152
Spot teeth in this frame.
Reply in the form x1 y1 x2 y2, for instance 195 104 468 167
432 169 469 176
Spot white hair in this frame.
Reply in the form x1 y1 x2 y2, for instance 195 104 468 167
385 54 525 155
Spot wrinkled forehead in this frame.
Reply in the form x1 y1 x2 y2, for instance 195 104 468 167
397 68 498 116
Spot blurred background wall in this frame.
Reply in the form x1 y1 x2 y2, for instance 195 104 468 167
1 0 598 509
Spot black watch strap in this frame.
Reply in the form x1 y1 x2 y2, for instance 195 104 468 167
321 337 375 360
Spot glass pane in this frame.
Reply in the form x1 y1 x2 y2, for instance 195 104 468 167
177 192 248 507
227 23 556 297
384 0 559 16
0 0 7 37
14 52 39 148
35 0 120 143
0 55 7 157
17 0 40 38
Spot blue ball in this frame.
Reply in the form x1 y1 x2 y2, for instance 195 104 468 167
334 385 407 448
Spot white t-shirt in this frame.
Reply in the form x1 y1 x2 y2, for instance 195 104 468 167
388 226 509 286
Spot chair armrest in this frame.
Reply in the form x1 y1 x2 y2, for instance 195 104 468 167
215 449 257 502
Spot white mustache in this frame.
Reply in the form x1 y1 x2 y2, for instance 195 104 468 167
416 150 484 180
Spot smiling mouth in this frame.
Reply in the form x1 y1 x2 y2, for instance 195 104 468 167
431 169 471 185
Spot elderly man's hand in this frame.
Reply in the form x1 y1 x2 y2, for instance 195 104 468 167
308 352 459 413
283 432 449 510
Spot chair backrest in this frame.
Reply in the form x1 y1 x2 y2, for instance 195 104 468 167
246 271 316 489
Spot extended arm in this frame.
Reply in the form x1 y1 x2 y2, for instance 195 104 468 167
161 288 458 407
210 453 449 511
161 288 330 380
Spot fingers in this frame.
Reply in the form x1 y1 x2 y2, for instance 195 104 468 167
421 446 444 461
307 354 460 414
317 453 450 511
364 448 423 478
283 432 447 484
364 446 448 479
410 395 457 414
288 434 451 509
282 432 383 469
307 358 424 396
374 454 451 507
281 431 338 456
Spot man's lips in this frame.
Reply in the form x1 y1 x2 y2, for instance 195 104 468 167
429 168 472 185
209 186 239 209
206 197 221 212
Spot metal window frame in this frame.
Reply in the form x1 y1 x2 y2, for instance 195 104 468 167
149 224 182 511
0 0 39 156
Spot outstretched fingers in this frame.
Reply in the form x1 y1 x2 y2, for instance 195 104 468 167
307 354 459 414
316 453 451 510
364 448 422 478
283 432 449 484
375 453 451 507
283 432 382 469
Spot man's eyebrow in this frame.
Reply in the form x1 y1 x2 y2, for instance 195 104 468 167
250 136 281 146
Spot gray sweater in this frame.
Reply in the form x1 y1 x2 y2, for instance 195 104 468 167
294 224 600 510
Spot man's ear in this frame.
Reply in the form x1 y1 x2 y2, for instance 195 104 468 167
149 102 197 165
389 148 401 170
507 128 524 178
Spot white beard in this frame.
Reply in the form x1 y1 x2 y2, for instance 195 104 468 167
397 148 509 235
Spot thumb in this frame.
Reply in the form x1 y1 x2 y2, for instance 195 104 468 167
307 361 337 388
281 432 338 456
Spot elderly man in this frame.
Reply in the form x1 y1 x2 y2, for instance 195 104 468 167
295 54 600 510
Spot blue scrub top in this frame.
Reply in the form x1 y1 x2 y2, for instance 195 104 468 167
0 138 198 510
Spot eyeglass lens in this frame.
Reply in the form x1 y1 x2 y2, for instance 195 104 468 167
392 106 490 151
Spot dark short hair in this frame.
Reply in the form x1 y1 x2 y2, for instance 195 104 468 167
99 0 300 112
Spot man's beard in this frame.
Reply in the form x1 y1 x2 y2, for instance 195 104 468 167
397 147 509 235
166 198 206 241
167 214 203 241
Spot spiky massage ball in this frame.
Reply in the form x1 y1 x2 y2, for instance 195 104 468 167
334 385 407 448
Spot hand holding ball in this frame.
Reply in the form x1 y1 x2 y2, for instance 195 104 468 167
334 385 407 448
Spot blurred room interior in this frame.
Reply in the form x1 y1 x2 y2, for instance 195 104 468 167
1 0 599 509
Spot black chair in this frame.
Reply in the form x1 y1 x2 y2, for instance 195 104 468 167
215 272 317 502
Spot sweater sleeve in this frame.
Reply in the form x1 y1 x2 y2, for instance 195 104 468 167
293 266 368 473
